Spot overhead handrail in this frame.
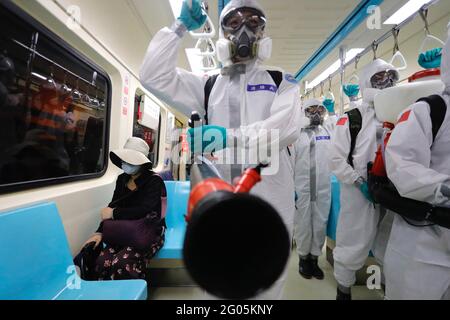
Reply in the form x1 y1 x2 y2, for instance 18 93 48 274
186 0 218 72
348 73 360 84
390 28 408 71
188 0 216 39
418 8 445 53
305 0 441 96
195 38 216 57
324 76 335 101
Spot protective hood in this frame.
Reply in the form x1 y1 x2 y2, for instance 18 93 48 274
441 21 450 93
217 0 271 65
303 98 325 110
359 58 399 104
219 0 266 36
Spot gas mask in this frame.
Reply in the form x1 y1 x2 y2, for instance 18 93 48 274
229 25 257 60
122 162 141 176
305 105 326 127
217 7 271 64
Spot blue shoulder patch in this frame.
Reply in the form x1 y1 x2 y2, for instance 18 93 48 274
285 74 298 84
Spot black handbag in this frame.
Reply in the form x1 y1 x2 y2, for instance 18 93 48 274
73 241 102 280
102 212 164 252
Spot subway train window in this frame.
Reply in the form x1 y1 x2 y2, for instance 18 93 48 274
0 3 110 193
133 92 160 167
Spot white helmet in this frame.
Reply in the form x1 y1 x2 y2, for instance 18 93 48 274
216 0 272 66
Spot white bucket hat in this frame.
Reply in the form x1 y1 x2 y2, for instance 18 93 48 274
110 137 152 168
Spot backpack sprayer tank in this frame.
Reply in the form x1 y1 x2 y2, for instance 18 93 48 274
182 112 290 300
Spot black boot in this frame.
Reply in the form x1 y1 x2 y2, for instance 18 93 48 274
336 287 352 301
298 256 313 279
310 257 324 280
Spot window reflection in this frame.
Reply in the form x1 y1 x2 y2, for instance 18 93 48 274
0 4 109 189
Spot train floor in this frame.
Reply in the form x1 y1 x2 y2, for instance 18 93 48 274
147 250 384 300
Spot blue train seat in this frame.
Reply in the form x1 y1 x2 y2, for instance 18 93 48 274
0 202 147 300
154 181 190 259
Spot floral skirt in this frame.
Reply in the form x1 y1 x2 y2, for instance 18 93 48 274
95 235 164 281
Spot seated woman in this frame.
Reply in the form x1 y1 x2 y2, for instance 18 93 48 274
84 137 166 281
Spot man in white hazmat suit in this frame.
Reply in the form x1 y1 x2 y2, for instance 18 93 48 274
293 99 332 280
139 0 301 299
329 58 399 300
383 23 450 300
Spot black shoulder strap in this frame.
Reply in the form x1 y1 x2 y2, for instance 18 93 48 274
204 74 219 125
345 108 363 168
267 70 283 89
416 95 447 142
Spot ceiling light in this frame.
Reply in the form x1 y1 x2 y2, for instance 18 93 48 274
306 48 364 90
384 0 433 25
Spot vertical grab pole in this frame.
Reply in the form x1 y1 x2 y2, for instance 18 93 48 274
339 46 347 116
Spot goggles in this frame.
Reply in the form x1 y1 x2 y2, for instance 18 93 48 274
305 105 326 117
370 70 399 90
222 7 266 33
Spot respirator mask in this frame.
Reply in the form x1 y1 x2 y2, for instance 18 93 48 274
217 7 271 64
305 105 326 127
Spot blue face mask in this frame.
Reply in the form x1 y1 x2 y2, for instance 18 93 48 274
418 47 442 69
122 163 141 175
322 99 335 113
343 84 360 98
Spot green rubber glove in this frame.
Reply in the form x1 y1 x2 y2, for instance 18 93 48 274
178 0 207 31
418 48 442 69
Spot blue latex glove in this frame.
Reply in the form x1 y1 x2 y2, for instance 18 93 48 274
359 182 374 203
323 99 335 114
187 125 227 154
418 48 442 69
343 84 360 98
178 0 207 31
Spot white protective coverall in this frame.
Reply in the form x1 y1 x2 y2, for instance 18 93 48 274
324 113 339 133
383 27 450 300
329 59 398 287
294 99 332 258
140 0 301 299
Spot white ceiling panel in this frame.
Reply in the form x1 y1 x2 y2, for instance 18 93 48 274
129 0 449 84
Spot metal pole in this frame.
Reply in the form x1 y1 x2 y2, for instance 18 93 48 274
339 46 347 116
